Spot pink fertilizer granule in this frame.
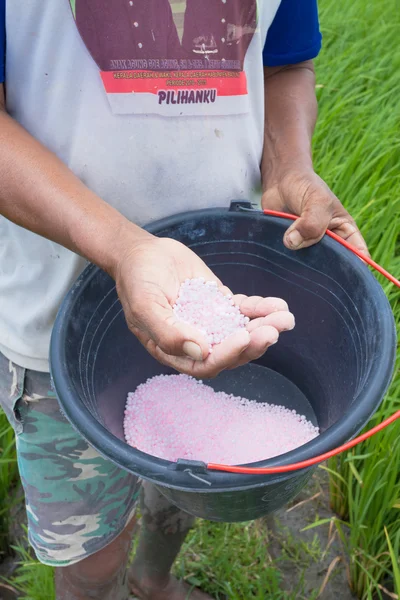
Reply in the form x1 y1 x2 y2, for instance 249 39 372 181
124 374 320 464
173 278 250 349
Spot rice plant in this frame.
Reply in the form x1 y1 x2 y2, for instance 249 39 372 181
0 410 19 556
315 0 400 597
5 542 55 600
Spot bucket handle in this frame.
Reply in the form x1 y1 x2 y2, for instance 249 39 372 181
207 209 400 475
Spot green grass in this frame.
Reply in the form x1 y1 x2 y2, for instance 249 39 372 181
0 411 19 556
4 543 55 600
1 0 400 598
313 0 400 598
3 520 328 600
173 521 288 600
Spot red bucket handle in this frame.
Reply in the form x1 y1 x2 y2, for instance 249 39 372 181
207 210 400 475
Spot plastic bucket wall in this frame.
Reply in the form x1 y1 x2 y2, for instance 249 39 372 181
50 208 396 522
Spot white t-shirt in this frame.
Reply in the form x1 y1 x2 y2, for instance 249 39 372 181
0 0 322 371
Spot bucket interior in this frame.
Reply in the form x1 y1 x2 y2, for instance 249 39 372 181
51 209 396 489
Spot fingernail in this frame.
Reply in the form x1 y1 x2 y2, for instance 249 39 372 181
183 341 204 361
285 316 296 331
286 230 304 249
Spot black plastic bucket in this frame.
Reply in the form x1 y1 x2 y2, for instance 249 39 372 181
50 205 396 522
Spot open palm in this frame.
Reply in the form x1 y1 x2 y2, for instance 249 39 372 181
115 236 294 378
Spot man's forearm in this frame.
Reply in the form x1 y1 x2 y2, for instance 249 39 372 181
0 86 151 277
261 61 317 187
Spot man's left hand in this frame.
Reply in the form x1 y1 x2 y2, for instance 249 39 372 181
261 166 369 256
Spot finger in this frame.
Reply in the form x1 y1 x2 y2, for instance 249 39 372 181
230 325 281 367
330 219 370 257
151 312 294 374
151 328 250 378
231 293 247 306
149 346 197 374
345 231 369 255
235 296 289 318
346 231 370 259
190 328 251 378
284 199 332 250
131 301 209 361
246 311 295 333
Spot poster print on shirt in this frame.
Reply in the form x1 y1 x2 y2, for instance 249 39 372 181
70 0 258 116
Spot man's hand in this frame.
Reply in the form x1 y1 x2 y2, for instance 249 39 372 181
262 166 369 255
261 61 368 256
113 235 295 378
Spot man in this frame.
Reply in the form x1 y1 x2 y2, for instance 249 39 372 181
0 1 368 599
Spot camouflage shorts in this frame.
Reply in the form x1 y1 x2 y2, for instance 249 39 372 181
0 352 141 567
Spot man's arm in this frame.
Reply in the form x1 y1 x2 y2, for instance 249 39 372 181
262 62 315 178
261 62 369 255
0 84 150 276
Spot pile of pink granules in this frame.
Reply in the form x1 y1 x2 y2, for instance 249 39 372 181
172 277 249 349
123 374 320 464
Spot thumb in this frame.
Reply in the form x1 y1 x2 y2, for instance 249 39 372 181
284 201 332 250
138 302 210 361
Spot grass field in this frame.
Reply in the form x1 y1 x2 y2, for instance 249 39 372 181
312 1 400 596
1 0 399 598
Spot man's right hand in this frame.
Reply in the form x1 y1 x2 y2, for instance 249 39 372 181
113 234 295 378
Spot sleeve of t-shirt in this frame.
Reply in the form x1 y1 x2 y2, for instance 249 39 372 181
0 0 5 83
263 0 322 67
